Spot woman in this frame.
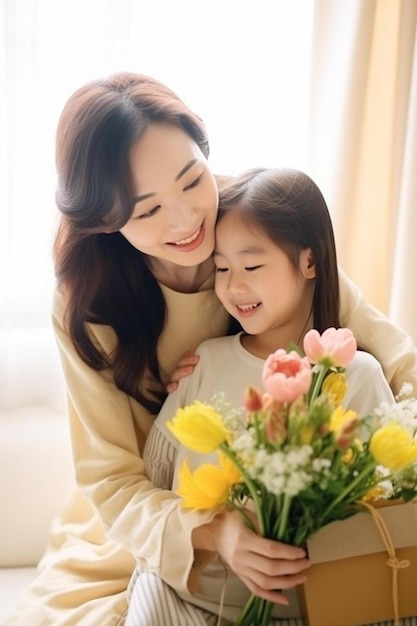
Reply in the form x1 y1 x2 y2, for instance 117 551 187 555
4 72 417 626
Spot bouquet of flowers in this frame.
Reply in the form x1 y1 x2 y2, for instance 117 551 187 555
167 328 417 626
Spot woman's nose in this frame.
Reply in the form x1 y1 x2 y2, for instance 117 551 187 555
168 198 195 229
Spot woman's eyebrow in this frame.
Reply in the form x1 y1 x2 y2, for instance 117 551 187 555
133 191 155 204
175 159 197 181
133 159 198 204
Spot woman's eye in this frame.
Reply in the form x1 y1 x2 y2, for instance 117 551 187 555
184 175 202 191
245 265 262 272
135 205 160 220
215 266 228 273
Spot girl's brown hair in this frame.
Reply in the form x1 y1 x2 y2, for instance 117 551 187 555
217 168 340 332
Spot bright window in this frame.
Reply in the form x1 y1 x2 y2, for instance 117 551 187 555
1 0 314 327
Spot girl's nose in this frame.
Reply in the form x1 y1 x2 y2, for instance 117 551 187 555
227 274 248 294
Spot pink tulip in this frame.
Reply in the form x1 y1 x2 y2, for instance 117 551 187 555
262 349 312 403
303 327 357 368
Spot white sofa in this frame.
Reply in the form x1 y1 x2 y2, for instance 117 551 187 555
0 327 75 622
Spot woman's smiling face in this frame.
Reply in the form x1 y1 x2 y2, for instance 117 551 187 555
120 122 218 267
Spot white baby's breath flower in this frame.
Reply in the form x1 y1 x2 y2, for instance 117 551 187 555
286 446 313 468
373 396 417 435
211 392 245 435
231 431 257 468
396 382 413 400
261 468 286 495
250 446 314 496
376 480 395 499
312 457 331 472
284 470 312 496
232 430 256 452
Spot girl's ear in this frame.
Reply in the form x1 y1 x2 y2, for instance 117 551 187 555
300 248 316 279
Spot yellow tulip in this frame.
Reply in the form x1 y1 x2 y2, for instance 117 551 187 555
218 451 242 485
176 456 240 509
329 406 357 433
329 406 359 449
370 422 417 470
322 372 348 405
167 401 231 453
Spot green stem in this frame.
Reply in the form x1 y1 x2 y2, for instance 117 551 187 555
220 443 266 536
233 593 258 625
307 364 329 406
277 493 292 541
319 461 376 523
227 500 257 533
261 599 275 625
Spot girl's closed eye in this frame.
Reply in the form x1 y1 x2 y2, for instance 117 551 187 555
245 265 263 271
215 265 228 273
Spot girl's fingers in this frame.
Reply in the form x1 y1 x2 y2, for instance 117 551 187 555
232 550 309 597
240 574 305 605
243 551 310 580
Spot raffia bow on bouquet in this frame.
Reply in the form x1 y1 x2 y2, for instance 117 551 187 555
167 328 417 626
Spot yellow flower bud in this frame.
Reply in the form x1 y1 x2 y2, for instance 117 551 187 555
322 372 348 405
329 406 358 434
370 422 417 470
361 486 386 502
300 425 314 445
167 401 230 453
342 438 363 464
329 406 359 449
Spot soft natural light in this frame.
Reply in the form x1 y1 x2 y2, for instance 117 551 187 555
1 0 314 328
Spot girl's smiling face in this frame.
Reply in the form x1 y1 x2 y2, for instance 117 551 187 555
120 122 218 268
214 210 316 347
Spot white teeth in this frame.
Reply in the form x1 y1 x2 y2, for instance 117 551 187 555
237 303 259 312
173 226 200 245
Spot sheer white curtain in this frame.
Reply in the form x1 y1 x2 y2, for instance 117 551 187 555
308 0 417 344
3 0 416 345
1 0 313 330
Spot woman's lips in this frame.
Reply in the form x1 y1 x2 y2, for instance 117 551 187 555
168 223 205 251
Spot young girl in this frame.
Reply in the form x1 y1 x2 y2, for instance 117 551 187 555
126 168 396 626
4 73 417 626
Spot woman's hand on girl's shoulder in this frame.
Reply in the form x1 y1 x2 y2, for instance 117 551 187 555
166 350 200 393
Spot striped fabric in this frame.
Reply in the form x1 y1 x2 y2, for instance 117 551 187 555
126 571 218 626
126 570 417 626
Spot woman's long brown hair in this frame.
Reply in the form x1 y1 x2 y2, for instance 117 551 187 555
53 72 209 413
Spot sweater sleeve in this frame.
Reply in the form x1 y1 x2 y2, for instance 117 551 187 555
338 268 417 396
345 351 395 416
51 290 216 594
